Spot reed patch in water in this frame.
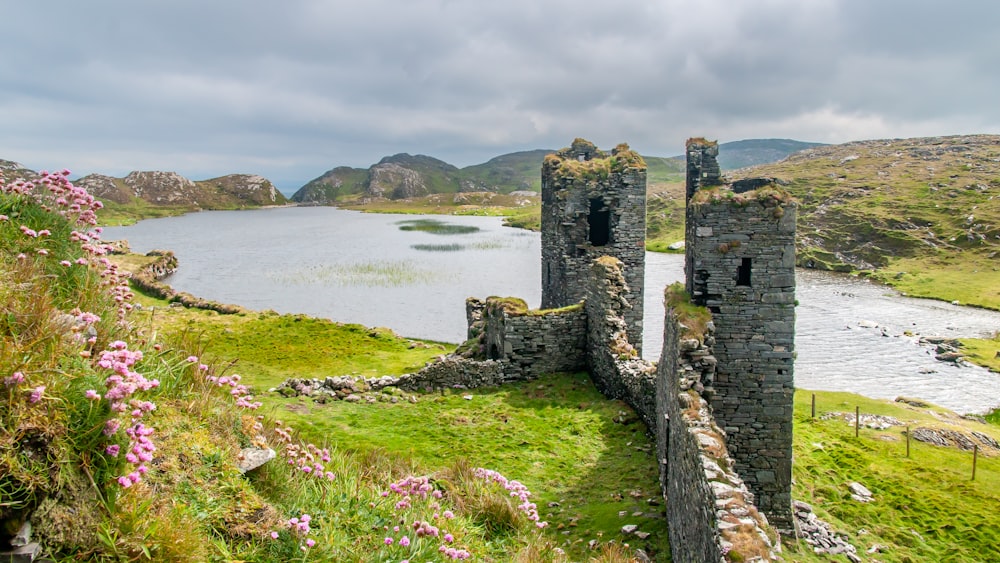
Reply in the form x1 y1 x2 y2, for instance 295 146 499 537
397 218 480 235
269 260 439 287
411 243 465 252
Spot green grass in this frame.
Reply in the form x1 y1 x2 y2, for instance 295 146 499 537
791 390 1000 562
265 373 671 560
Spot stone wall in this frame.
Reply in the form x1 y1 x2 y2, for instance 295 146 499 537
541 139 647 352
583 256 657 429
477 297 588 380
656 304 776 563
685 184 797 531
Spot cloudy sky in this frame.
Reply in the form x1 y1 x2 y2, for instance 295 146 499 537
2 1 998 191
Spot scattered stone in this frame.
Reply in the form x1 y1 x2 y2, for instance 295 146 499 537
858 320 879 328
635 531 651 540
548 501 561 508
793 500 861 562
11 520 31 547
895 396 930 408
910 426 991 451
823 411 902 429
621 524 639 535
462 394 473 400
1 542 41 563
848 482 874 503
237 447 276 474
667 241 685 250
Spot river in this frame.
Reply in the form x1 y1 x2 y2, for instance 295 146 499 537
102 207 1000 414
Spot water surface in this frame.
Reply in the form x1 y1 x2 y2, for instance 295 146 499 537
103 207 1000 413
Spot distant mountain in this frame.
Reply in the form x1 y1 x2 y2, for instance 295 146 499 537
292 139 816 204
715 138 826 170
726 134 999 273
2 162 287 211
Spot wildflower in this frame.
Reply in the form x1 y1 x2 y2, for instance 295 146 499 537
384 537 393 545
105 444 120 456
37 249 48 256
442 510 454 519
29 386 46 403
185 355 198 363
399 536 410 547
4 372 25 386
444 533 454 543
305 538 315 548
270 531 279 540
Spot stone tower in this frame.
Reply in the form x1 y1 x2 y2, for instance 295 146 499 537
684 141 797 530
541 139 647 351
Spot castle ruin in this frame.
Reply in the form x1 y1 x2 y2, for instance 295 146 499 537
541 139 646 352
355 138 796 561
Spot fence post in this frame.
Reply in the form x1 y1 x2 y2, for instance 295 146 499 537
906 426 910 458
973 445 979 481
855 406 860 438
811 394 816 418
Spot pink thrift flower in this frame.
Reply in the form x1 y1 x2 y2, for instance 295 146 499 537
305 538 315 548
442 510 454 519
105 444 120 456
37 249 48 256
117 476 132 488
29 386 46 403
384 537 393 545
185 355 198 363
270 531 279 540
399 536 410 547
444 533 454 543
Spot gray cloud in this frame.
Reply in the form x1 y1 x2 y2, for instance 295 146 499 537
2 0 999 190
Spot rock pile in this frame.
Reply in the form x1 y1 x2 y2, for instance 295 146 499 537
271 376 419 404
793 500 861 562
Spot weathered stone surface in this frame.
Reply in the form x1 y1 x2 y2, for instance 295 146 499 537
848 481 874 503
541 139 646 352
684 159 797 530
237 447 276 474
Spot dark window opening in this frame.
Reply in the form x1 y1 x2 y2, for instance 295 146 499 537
588 198 610 246
737 257 752 286
488 343 501 360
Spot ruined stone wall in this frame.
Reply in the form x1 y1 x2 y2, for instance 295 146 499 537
656 305 775 563
685 187 797 530
475 297 588 380
583 256 657 430
541 139 647 352
684 138 722 292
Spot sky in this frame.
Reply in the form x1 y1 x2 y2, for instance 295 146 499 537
2 1 999 192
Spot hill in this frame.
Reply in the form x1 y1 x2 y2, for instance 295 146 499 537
728 135 1000 308
291 139 812 205
714 138 827 170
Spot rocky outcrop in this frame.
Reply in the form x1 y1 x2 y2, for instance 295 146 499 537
366 162 429 199
124 171 199 204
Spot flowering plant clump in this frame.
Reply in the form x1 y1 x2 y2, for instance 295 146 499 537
92 340 159 488
473 467 547 528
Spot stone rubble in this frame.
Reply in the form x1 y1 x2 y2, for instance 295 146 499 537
793 500 862 563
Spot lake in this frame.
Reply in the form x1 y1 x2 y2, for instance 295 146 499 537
102 207 1000 414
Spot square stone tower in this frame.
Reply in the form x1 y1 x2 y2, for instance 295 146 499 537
684 139 797 530
541 139 647 351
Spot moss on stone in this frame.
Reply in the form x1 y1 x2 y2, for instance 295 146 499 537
665 283 712 342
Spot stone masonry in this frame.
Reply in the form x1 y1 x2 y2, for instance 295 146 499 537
541 139 647 352
685 138 797 531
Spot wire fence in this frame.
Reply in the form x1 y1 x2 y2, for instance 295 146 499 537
806 393 993 481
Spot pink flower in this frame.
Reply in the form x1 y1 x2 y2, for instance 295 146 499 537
399 536 410 547
444 533 454 543
270 531 279 540
29 385 46 403
185 355 198 363
384 537 393 545
305 539 315 548
4 372 25 386
60 260 72 267
442 510 454 519
105 444 120 456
